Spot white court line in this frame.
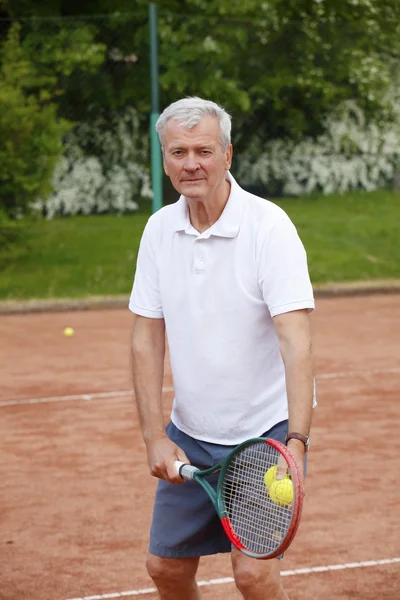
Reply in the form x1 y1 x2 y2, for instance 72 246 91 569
1 367 400 408
317 367 400 380
0 388 174 408
64 557 400 599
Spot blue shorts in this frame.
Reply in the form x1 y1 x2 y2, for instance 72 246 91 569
149 419 292 558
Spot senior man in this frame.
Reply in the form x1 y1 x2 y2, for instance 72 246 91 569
130 96 315 600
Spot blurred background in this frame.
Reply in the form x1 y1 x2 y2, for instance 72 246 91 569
0 0 399 301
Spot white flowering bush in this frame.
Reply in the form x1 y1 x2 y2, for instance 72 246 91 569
35 107 152 217
237 98 400 196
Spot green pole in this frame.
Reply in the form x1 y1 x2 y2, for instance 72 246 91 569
149 3 163 213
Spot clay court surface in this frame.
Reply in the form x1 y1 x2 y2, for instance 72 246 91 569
1 294 399 600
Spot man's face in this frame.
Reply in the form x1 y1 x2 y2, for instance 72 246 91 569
162 116 232 200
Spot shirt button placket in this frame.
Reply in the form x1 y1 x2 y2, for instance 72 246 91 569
194 239 205 273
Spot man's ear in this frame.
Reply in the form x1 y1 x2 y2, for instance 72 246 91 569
162 149 169 176
225 144 233 170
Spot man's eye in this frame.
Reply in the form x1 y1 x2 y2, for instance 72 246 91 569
173 151 183 156
200 151 211 155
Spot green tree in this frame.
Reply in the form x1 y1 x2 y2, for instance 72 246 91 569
151 0 400 146
6 0 398 143
0 23 72 215
0 0 107 215
2 0 399 179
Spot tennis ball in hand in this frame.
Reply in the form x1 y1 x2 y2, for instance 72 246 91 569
264 466 289 489
63 327 75 337
269 478 294 507
264 465 278 489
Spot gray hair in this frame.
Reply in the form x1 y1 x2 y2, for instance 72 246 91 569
156 97 232 151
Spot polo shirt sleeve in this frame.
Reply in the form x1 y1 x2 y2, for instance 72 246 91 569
258 217 315 318
129 218 164 319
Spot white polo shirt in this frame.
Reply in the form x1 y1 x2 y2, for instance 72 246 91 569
129 173 314 444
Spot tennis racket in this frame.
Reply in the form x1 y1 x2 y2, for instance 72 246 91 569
175 437 303 559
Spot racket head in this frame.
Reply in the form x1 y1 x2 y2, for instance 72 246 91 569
216 438 304 559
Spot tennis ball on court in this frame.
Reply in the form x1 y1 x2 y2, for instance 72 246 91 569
269 478 294 507
63 327 75 337
264 465 278 489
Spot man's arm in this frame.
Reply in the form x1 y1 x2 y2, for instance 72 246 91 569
272 309 314 475
131 315 189 483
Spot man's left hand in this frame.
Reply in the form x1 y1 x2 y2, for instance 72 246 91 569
285 438 306 484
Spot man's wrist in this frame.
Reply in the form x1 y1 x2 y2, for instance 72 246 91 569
286 438 306 453
143 431 167 445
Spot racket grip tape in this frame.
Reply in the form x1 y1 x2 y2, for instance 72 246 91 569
174 460 199 480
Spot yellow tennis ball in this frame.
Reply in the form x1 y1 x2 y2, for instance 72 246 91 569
264 465 278 489
64 327 75 337
269 478 294 507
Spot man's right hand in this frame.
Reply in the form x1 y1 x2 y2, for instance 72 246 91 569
145 436 190 484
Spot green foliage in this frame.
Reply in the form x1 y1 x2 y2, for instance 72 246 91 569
0 23 72 216
153 0 400 146
1 0 399 211
22 22 105 78
0 9 108 215
5 1 399 144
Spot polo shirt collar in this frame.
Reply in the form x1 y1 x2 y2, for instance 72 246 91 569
174 172 244 238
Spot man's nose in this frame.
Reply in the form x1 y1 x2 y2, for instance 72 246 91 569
184 153 199 171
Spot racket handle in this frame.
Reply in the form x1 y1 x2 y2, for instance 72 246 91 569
174 460 199 480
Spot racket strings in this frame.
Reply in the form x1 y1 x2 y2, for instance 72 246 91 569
221 443 293 555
